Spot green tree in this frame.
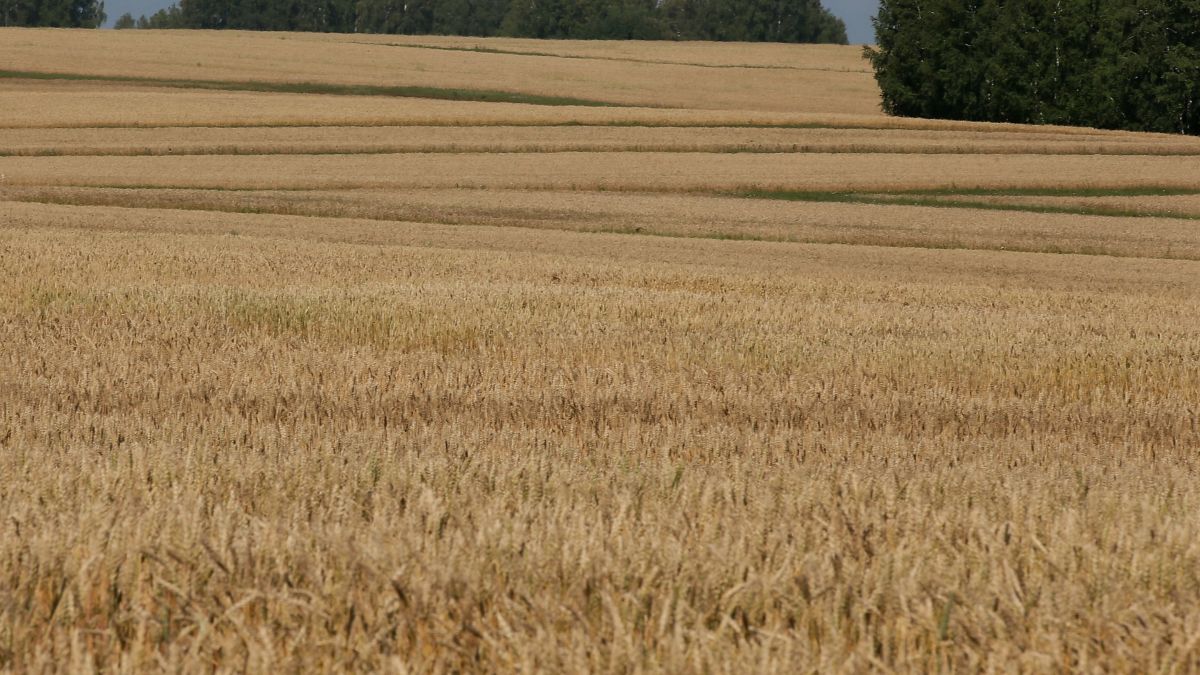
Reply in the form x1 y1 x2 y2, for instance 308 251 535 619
664 0 845 43
500 0 582 38
430 0 508 35
355 0 435 33
106 0 846 44
0 0 105 26
869 0 1200 134
137 4 186 26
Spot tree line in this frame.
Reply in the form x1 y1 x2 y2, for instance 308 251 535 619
2 0 104 26
105 0 847 43
869 0 1200 135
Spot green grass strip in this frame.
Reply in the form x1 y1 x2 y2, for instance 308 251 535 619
0 69 624 107
6 190 1196 261
735 188 1200 220
889 186 1200 198
355 40 859 73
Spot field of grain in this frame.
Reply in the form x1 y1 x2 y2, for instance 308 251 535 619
917 193 1200 219
9 124 1200 157
3 28 1200 673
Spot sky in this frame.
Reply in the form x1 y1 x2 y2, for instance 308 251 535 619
825 0 877 44
103 0 879 43
103 0 171 24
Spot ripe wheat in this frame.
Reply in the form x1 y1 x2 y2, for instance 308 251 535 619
3 28 1200 674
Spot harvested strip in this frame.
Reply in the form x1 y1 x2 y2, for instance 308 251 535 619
7 185 1200 260
5 151 1200 193
919 193 1200 219
0 80 1147 137
742 190 1200 220
9 199 1200 293
6 122 1200 156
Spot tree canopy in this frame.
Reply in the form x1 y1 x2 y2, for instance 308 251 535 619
1 0 105 26
110 0 847 43
867 0 1200 135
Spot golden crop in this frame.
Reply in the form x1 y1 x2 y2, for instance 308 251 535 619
5 124 1200 157
8 151 1200 193
2 28 1200 674
0 30 880 113
3 187 1198 261
925 193 1200 219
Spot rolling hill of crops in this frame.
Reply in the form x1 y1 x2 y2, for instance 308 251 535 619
3 29 1200 672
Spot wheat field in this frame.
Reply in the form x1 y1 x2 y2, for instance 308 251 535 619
3 28 1200 674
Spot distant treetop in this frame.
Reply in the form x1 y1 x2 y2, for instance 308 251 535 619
94 0 847 44
867 0 1200 135
1 0 106 27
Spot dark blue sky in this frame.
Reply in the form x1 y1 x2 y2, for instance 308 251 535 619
104 0 879 43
